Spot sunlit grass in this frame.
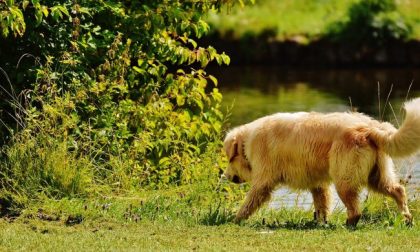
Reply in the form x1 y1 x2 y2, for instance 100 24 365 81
207 0 420 40
0 192 418 251
1 218 418 251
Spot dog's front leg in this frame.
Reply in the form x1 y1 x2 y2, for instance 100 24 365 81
235 184 273 223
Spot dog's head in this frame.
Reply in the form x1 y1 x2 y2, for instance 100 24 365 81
222 129 252 184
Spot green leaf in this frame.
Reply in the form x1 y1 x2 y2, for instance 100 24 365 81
197 48 209 67
41 6 49 17
180 48 188 64
195 99 203 110
221 53 230 65
188 39 197 49
78 7 92 17
176 95 185 106
200 56 209 68
133 66 146 75
208 75 218 86
176 69 185 75
35 10 43 26
211 88 222 102
207 46 217 60
215 55 223 65
58 6 70 16
188 52 196 65
158 157 171 167
22 0 30 9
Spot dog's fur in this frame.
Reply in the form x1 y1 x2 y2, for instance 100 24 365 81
223 98 420 226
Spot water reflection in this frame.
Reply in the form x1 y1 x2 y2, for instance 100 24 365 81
213 66 420 127
222 82 348 126
211 66 420 210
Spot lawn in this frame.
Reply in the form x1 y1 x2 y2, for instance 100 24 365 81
0 191 419 251
1 219 419 251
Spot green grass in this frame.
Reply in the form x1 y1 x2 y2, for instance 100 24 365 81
0 190 419 251
1 218 419 251
207 0 420 41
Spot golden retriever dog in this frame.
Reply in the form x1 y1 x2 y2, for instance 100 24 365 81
223 98 420 226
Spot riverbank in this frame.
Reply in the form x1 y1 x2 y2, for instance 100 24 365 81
203 37 420 66
204 0 420 66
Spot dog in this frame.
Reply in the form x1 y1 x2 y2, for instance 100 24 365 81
223 98 420 226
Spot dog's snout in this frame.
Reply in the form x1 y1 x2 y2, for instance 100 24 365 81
218 169 224 176
219 174 228 183
232 175 241 184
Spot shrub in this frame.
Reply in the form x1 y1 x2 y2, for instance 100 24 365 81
326 0 412 45
0 0 253 211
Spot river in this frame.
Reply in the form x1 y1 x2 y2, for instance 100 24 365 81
211 66 420 210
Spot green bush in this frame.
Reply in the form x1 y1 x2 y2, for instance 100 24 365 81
327 0 412 45
0 0 253 211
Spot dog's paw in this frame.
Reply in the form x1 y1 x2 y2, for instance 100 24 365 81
345 215 361 228
405 216 414 227
403 213 413 227
233 214 246 224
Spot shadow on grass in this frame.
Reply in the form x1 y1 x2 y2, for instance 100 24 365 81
0 196 22 219
198 206 338 230
251 218 338 231
359 208 413 228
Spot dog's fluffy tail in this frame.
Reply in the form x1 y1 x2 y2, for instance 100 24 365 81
369 98 420 157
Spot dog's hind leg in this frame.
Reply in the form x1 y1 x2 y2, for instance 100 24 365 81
234 183 274 223
329 132 376 226
311 186 332 224
335 184 362 227
368 154 412 224
382 184 412 224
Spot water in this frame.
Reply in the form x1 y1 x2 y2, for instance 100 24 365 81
210 66 420 210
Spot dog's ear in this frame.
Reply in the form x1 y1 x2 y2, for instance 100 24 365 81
235 137 251 171
226 137 239 162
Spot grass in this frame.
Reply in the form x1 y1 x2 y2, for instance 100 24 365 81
1 218 419 251
207 0 420 41
0 189 419 251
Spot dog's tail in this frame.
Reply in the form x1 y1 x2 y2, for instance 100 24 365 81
369 98 420 157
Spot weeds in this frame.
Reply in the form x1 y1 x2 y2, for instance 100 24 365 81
199 202 236 226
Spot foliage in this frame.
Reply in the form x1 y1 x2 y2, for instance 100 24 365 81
326 0 413 45
0 0 255 211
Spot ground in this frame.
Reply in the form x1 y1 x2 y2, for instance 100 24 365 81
0 194 419 251
0 218 419 251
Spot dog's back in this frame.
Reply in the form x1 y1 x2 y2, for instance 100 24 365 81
240 111 384 188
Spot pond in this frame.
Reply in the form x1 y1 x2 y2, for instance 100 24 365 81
210 66 420 210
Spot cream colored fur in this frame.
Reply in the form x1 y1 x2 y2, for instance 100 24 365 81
224 98 420 226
